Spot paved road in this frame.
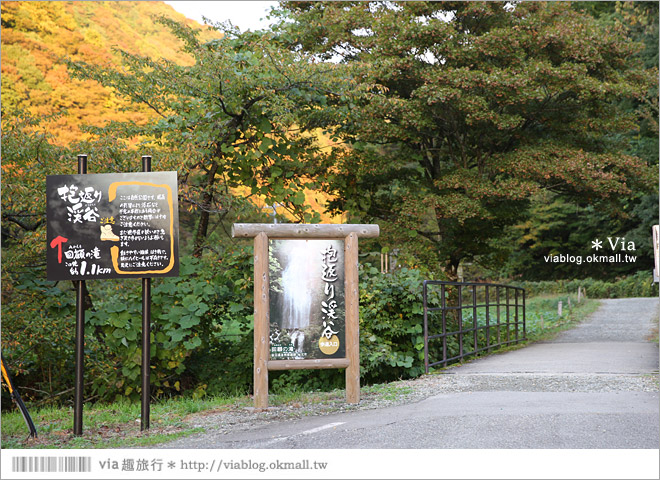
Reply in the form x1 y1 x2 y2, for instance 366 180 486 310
164 297 659 449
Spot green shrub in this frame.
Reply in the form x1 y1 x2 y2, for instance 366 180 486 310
1 276 79 409
358 266 432 383
512 271 658 298
86 256 221 401
1 244 256 406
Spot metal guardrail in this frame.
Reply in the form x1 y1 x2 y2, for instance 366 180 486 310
423 281 526 373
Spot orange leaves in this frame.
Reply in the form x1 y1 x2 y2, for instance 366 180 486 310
0 162 23 175
1 2 221 146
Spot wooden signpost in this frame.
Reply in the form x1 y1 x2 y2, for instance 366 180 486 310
232 223 379 408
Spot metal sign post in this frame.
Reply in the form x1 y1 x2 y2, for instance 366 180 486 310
73 154 87 436
141 155 152 431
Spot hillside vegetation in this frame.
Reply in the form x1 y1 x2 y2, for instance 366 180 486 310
1 1 220 145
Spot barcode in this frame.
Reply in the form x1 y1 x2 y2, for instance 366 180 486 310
12 456 92 473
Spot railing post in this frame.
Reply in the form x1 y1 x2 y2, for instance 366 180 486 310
522 289 526 340
496 286 501 346
423 281 429 374
441 284 447 367
485 285 490 350
472 285 478 355
506 288 511 345
458 285 463 359
514 289 519 343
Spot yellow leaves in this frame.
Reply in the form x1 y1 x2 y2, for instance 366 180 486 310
1 1 75 35
83 28 104 48
1 1 221 146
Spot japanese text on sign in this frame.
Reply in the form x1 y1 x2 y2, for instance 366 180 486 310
47 172 179 280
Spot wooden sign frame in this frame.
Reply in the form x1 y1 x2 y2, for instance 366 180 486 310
232 223 379 408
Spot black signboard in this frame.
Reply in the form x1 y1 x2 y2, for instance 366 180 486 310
47 172 179 280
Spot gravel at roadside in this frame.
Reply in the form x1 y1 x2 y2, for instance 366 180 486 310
159 369 659 447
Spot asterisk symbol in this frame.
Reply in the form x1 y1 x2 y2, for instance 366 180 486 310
591 239 603 250
168 461 176 469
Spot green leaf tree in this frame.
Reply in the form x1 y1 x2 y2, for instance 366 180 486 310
274 1 656 278
67 17 347 255
497 2 660 281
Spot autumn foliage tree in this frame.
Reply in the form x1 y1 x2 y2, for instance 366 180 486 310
0 1 218 146
67 18 348 255
498 2 660 281
275 1 656 277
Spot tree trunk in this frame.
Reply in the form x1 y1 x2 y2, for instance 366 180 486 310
445 260 459 282
193 160 219 257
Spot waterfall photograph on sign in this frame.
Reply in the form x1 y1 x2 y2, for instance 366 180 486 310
269 239 345 360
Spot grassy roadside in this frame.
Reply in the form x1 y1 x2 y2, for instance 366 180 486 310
0 382 417 449
0 395 244 449
425 294 601 368
1 294 600 449
524 295 600 342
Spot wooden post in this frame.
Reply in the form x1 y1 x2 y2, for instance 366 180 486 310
558 300 563 317
253 232 269 408
233 223 379 239
577 286 582 303
345 233 360 404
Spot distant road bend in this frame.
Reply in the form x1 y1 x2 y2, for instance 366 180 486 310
163 297 659 449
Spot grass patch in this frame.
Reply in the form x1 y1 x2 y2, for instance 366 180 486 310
524 295 600 342
361 382 414 401
1 394 249 449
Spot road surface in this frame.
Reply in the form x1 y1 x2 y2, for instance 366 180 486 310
163 297 659 449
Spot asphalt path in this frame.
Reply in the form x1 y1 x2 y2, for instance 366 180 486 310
164 297 659 449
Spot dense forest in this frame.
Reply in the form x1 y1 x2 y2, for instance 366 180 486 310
1 1 657 406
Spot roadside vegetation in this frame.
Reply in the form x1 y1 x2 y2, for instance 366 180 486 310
2 292 600 449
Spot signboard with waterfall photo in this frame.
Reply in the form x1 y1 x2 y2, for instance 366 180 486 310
269 239 346 360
